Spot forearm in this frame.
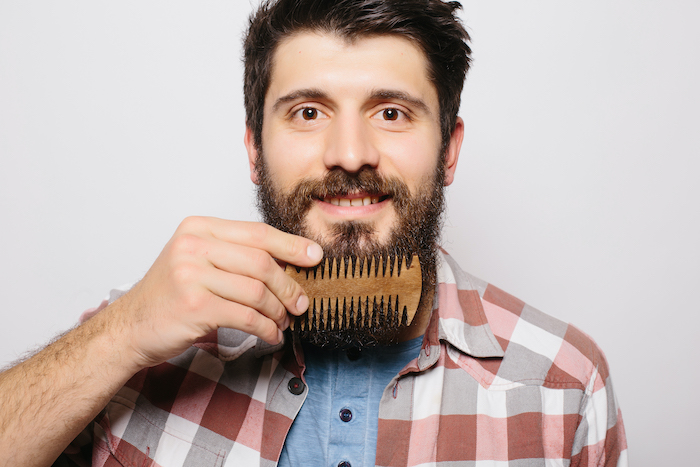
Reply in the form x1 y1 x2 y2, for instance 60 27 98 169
0 304 142 467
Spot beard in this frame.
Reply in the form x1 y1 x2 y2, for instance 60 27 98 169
255 154 446 349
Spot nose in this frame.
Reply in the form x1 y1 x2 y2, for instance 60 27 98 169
322 113 379 173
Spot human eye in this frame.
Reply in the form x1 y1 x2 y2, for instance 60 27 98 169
371 107 410 122
291 106 328 122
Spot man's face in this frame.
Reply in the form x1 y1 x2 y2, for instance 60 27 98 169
245 32 463 346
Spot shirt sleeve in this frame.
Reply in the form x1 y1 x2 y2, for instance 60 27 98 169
570 364 628 466
52 421 94 467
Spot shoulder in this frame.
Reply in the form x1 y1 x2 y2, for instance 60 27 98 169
482 281 610 391
439 251 611 392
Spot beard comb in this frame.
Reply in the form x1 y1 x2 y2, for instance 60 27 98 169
284 254 422 331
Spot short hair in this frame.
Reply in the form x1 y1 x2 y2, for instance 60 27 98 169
243 0 471 151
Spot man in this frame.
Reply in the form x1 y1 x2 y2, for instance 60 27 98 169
0 0 627 466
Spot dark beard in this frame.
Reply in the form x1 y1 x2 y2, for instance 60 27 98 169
255 156 446 348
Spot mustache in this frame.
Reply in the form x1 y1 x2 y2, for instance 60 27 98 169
290 168 410 202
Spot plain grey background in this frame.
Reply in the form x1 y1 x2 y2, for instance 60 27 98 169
1 1 698 465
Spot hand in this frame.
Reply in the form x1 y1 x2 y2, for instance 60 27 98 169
106 216 323 369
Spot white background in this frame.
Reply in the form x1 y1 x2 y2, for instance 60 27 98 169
1 1 698 465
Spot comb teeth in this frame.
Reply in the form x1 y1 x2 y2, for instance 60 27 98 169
285 254 421 331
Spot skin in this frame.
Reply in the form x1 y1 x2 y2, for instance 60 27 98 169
0 32 463 466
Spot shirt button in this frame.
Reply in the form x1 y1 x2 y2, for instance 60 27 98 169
338 462 351 467
339 408 353 422
287 377 305 395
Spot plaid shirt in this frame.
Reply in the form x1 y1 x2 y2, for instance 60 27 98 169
61 250 627 466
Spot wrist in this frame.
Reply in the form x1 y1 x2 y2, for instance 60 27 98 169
78 297 151 380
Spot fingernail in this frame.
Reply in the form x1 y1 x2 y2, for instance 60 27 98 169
307 244 323 262
296 294 309 313
277 329 284 343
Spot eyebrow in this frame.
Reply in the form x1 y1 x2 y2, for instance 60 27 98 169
272 88 328 113
369 89 432 116
271 88 432 116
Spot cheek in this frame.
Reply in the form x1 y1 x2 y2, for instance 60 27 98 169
377 134 440 186
263 132 326 186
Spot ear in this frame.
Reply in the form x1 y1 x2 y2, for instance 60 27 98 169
244 126 261 185
443 117 464 186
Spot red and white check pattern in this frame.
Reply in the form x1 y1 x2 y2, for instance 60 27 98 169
61 250 627 466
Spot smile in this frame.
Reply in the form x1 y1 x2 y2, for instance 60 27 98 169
323 196 382 207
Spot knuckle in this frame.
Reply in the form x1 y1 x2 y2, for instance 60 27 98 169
267 299 285 321
170 233 202 257
274 303 287 322
239 307 258 329
178 216 206 233
238 306 277 343
170 262 199 287
181 291 206 313
264 324 279 343
249 280 268 307
284 237 304 258
250 250 275 277
281 279 299 303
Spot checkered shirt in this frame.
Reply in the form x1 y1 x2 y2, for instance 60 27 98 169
60 250 627 467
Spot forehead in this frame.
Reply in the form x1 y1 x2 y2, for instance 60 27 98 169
265 31 438 111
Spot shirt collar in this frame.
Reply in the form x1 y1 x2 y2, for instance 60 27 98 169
428 250 505 358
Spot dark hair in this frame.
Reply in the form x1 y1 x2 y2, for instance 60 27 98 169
243 0 471 151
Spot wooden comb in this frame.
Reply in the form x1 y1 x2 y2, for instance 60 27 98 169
285 254 421 331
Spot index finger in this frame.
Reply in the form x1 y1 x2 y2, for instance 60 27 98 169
186 217 324 267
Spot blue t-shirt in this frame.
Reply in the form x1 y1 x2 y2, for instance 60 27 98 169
279 336 423 467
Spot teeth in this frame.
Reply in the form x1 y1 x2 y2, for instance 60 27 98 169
324 196 383 206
